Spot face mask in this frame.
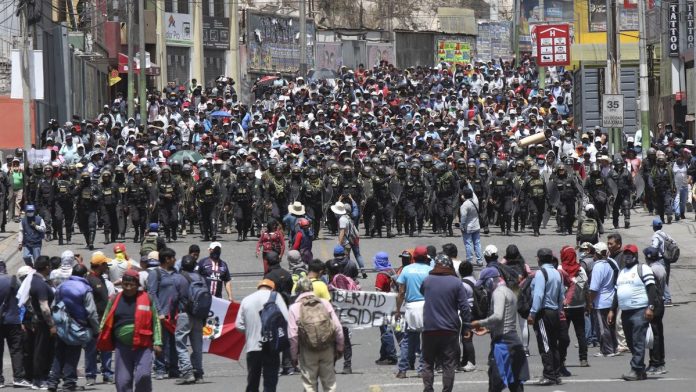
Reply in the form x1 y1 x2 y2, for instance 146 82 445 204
211 250 221 259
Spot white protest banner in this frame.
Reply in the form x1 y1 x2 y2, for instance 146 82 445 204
26 148 51 165
331 289 402 329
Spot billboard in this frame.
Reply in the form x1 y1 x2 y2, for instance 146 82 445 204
246 12 315 73
203 16 230 50
165 12 193 46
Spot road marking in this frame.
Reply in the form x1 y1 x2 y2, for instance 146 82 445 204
371 377 690 388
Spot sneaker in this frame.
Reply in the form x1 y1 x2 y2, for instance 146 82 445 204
31 383 47 390
13 380 32 388
175 373 196 385
395 371 407 379
664 300 674 307
84 379 96 387
102 375 114 384
463 362 476 372
622 370 646 381
524 349 530 357
154 374 165 381
617 346 630 353
278 368 295 376
559 367 572 377
647 366 667 375
580 360 590 367
342 367 352 374
534 378 556 386
593 352 608 357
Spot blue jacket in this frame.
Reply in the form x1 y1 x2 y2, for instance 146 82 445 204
0 275 20 325
57 276 92 323
21 216 44 247
529 264 565 317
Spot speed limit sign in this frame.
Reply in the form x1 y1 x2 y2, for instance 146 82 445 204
601 94 624 128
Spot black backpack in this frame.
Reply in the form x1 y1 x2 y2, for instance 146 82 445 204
259 291 289 352
463 280 491 320
182 272 213 320
517 268 548 319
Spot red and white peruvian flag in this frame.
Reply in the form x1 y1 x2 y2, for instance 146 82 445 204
624 0 637 8
202 297 246 360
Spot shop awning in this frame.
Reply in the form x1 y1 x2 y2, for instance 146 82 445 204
118 52 161 76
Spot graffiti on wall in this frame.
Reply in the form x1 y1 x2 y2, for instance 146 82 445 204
367 43 394 67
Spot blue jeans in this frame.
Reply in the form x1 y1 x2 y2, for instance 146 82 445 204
378 325 397 360
84 338 113 380
174 313 204 377
397 330 423 373
462 230 483 265
22 245 41 267
673 186 688 216
154 327 177 376
621 308 649 372
585 311 599 345
349 243 366 270
47 339 81 390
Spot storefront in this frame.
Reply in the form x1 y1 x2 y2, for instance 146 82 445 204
203 16 230 87
165 12 193 85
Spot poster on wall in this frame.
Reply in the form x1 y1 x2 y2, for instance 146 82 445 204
165 12 193 46
436 39 472 65
544 0 574 21
367 43 395 68
315 42 343 71
246 12 315 73
203 16 230 50
588 0 639 31
477 21 513 62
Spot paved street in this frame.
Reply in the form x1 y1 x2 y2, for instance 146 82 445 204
1 208 695 391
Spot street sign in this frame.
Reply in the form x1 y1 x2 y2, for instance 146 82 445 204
535 24 570 66
602 94 625 128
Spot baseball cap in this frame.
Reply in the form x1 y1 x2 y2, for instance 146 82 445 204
584 203 595 212
333 245 345 256
209 241 222 250
484 245 498 258
122 269 140 283
652 218 663 227
91 251 112 265
643 246 660 260
593 242 608 254
113 243 126 253
257 279 276 290
147 251 159 266
413 246 428 262
623 244 639 255
579 242 594 250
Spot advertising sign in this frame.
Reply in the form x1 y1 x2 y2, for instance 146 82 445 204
436 39 472 65
165 12 193 46
668 1 680 57
203 16 230 50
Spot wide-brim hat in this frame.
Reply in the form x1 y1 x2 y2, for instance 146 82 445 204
288 201 306 216
330 202 346 216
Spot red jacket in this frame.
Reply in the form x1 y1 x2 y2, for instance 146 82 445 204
97 291 156 351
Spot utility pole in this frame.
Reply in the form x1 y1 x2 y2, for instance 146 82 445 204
19 0 31 151
138 0 146 124
299 0 307 76
537 0 545 90
606 0 621 154
229 0 240 89
638 0 650 151
127 0 134 119
513 0 520 62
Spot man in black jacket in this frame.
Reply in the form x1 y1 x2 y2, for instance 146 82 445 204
263 251 295 376
84 253 113 385
0 260 30 387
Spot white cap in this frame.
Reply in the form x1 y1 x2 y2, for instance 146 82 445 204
484 245 498 257
209 241 222 250
593 242 608 254
585 203 595 212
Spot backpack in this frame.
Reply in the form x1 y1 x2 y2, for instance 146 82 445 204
463 280 490 320
517 268 548 319
637 263 664 309
259 291 289 352
140 235 158 256
182 272 213 319
330 274 360 291
577 218 599 243
345 218 359 245
52 300 93 346
657 232 680 263
297 295 336 351
494 263 519 289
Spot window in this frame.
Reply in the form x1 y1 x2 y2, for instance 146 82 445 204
177 0 189 14
165 0 174 12
213 0 225 17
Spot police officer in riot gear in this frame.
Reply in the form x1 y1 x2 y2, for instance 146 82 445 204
230 167 255 241
53 165 75 245
512 160 529 233
371 165 394 238
433 161 458 237
489 161 514 236
76 171 101 250
403 163 427 236
552 162 581 235
126 169 150 243
300 168 324 236
195 169 220 241
609 156 634 229
584 163 609 229
114 166 129 241
158 165 181 242
649 152 675 224
100 170 120 244
523 165 546 237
